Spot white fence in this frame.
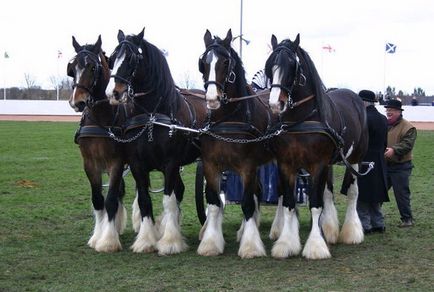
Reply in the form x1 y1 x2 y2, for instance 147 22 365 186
0 100 433 122
0 100 80 116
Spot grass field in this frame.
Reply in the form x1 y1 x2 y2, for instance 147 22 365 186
1 121 433 291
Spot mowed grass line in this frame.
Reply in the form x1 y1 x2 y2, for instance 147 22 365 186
0 121 433 291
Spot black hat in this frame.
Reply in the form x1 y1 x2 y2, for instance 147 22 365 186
384 99 404 111
358 90 376 102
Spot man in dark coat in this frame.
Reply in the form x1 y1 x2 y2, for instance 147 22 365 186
357 90 389 234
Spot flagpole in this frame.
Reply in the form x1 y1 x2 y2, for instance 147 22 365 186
383 46 386 98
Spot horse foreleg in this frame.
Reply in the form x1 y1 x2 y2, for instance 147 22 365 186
86 168 105 249
198 173 225 256
302 169 331 259
272 174 301 258
157 193 188 255
238 173 266 259
320 183 340 244
131 174 158 253
339 166 364 244
95 167 125 252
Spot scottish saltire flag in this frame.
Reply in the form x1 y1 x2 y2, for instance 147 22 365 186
386 43 397 54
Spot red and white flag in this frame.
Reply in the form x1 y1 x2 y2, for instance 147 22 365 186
57 50 63 58
322 44 335 53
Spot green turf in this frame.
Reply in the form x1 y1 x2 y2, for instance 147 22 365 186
1 121 433 291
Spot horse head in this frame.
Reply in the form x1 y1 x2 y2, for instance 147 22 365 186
265 34 309 114
67 35 110 112
106 28 145 104
199 29 241 110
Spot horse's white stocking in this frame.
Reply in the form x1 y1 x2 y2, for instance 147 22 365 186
271 208 302 258
320 185 339 244
269 196 284 240
238 217 266 258
95 213 122 252
88 209 105 249
115 201 127 235
131 216 158 253
237 196 260 242
156 193 188 255
198 204 225 256
302 207 331 259
131 193 141 233
339 168 364 244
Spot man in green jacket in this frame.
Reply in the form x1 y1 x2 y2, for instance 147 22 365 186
384 99 417 227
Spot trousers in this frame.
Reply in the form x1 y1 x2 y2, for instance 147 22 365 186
387 161 413 221
357 201 385 230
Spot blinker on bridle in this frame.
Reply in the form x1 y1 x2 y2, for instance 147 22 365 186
70 49 102 104
200 43 236 103
270 45 306 109
110 40 143 99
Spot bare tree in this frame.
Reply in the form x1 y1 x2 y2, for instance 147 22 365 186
177 71 198 89
24 73 38 89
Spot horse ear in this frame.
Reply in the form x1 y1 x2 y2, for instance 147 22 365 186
271 35 278 50
94 35 102 53
204 29 213 47
72 36 81 53
223 29 233 47
292 34 300 50
117 30 125 43
138 27 145 40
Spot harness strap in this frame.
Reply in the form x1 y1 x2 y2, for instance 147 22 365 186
208 121 264 138
74 125 122 144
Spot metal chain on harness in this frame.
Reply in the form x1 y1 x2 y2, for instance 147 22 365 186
108 126 148 143
199 127 283 144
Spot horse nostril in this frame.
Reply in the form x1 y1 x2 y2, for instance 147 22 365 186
113 91 120 100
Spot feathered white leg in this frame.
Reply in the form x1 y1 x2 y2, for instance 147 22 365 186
95 213 122 252
88 209 105 249
198 204 225 256
269 196 284 240
339 167 364 244
320 185 339 244
237 195 260 242
238 217 266 258
302 207 331 259
271 208 302 258
156 193 188 255
131 216 159 253
115 201 127 235
131 193 141 233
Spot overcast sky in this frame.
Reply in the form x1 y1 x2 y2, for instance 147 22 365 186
1 0 434 95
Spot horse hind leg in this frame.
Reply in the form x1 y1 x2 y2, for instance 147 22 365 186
320 182 340 244
339 166 364 244
271 207 302 259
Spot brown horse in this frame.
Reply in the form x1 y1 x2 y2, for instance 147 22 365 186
68 35 127 252
264 34 368 259
105 28 208 255
197 29 276 258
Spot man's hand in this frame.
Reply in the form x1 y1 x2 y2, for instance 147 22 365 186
384 147 395 159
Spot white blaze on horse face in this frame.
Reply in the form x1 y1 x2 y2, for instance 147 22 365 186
205 51 220 109
269 65 283 110
69 64 84 111
105 51 126 98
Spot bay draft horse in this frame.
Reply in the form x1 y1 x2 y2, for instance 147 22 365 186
106 28 208 255
197 29 276 258
264 34 368 259
68 35 127 252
